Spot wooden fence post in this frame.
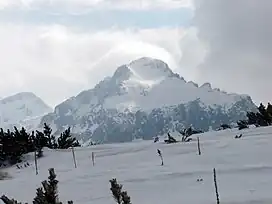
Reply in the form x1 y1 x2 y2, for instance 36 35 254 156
157 149 164 166
91 152 95 166
197 137 201 155
213 168 220 204
71 147 77 168
34 151 38 175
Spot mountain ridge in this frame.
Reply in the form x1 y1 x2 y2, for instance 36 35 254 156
0 92 52 130
39 57 257 144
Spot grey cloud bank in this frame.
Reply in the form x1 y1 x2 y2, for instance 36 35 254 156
193 0 272 104
0 0 271 107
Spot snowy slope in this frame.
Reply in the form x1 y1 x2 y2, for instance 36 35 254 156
40 57 256 142
103 57 250 112
0 92 52 130
2 126 272 204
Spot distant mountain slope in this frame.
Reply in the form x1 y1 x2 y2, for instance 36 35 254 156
0 92 52 130
41 57 257 144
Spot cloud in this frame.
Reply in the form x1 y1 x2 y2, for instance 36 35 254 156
0 7 193 29
2 0 270 109
193 0 272 104
0 0 192 12
0 23 191 107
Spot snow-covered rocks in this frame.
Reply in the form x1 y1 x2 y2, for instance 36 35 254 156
40 57 257 143
0 92 52 130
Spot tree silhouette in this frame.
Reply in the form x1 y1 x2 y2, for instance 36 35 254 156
57 127 80 149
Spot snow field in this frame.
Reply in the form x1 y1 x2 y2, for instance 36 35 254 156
1 126 272 204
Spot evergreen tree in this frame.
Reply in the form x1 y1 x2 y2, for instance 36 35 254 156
245 102 272 127
110 178 131 204
246 112 257 125
43 123 57 149
33 188 47 204
29 131 36 149
259 103 271 125
41 168 60 204
219 124 231 130
258 103 266 115
267 102 272 116
237 120 248 130
3 129 22 165
57 127 80 149
35 130 48 149
43 123 52 148
0 128 5 164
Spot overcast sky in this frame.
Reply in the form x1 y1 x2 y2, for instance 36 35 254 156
0 0 270 107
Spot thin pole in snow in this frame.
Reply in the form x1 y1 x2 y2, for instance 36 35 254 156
213 168 220 204
157 149 164 166
91 152 95 166
34 150 38 175
197 137 201 155
71 147 77 168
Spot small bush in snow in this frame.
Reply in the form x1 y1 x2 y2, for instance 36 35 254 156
1 168 73 204
0 171 10 180
1 168 131 204
110 178 131 204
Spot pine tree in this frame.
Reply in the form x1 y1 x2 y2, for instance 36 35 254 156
121 192 131 204
4 129 22 165
35 131 48 149
246 112 257 125
245 102 272 127
0 128 5 165
29 131 36 151
110 178 122 204
41 168 60 204
267 102 272 116
43 123 53 148
33 187 47 204
237 120 248 130
258 103 266 115
110 178 131 204
220 124 231 130
43 123 57 149
258 103 271 126
57 127 80 149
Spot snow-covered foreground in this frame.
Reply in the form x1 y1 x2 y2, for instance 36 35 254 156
2 126 272 204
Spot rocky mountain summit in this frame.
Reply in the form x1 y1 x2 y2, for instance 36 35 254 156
40 57 256 144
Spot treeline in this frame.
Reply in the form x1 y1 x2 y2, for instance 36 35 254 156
0 123 80 166
212 103 272 131
236 102 272 130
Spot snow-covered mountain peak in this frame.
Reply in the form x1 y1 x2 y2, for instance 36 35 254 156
111 57 175 86
127 57 175 82
112 65 133 82
40 57 257 143
59 57 255 114
1 92 38 104
108 57 178 97
0 92 52 130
